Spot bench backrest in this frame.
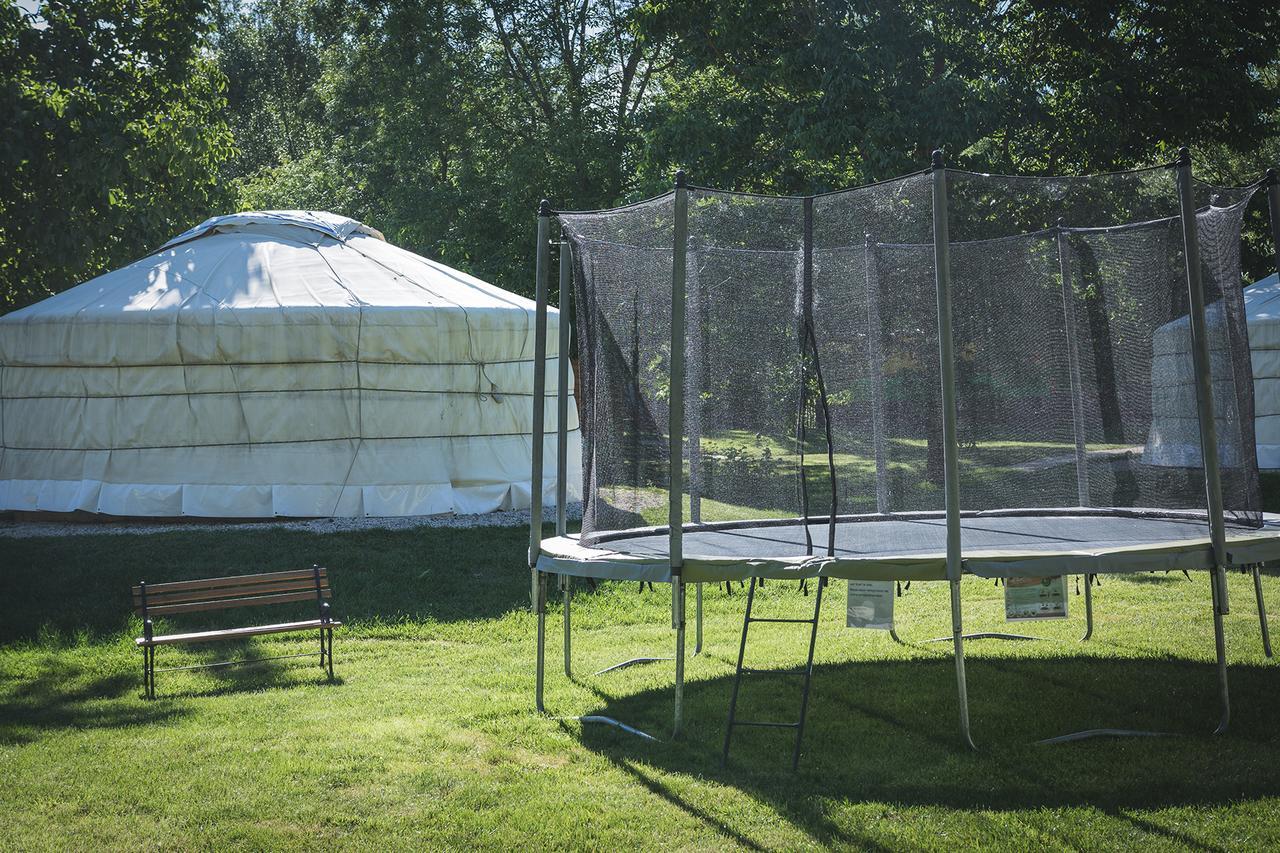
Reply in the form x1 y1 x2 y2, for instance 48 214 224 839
133 567 331 618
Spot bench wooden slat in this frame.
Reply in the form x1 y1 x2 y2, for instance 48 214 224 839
144 588 332 616
136 619 342 646
132 568 326 596
133 577 328 607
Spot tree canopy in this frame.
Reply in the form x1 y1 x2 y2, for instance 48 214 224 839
1 0 233 309
1 0 1278 311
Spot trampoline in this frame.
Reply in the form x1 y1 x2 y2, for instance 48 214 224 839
538 510 1280 583
526 148 1280 761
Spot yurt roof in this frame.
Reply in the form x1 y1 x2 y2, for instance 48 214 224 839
0 211 545 368
1245 272 1280 320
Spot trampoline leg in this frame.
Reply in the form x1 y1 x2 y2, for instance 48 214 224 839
950 579 977 751
1080 574 1094 642
1253 565 1272 659
673 575 687 737
563 575 573 677
1211 567 1230 735
889 624 907 645
535 571 548 714
694 582 704 656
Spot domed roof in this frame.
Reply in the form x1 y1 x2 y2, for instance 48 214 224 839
160 210 386 249
0 210 541 368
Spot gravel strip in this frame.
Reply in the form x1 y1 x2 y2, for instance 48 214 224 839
0 503 583 539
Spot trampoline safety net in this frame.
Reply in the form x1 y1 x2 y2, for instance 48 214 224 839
557 162 1262 550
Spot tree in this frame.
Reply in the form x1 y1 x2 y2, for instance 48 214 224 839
636 0 1280 188
217 0 668 296
0 0 234 311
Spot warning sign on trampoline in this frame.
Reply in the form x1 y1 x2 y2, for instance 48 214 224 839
1004 576 1069 621
846 580 894 630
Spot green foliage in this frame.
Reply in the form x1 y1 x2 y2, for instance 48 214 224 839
0 0 234 311
2 0 1278 311
214 0 664 295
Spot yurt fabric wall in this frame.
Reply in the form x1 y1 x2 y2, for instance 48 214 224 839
1243 273 1280 469
0 211 579 517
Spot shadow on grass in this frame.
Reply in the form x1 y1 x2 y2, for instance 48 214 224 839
571 654 1280 836
0 654 188 746
0 638 340 745
147 637 339 701
0 524 544 643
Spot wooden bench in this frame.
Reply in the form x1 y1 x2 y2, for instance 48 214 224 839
133 566 339 698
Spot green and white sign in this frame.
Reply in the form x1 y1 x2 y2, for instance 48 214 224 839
847 580 894 630
1004 575 1068 621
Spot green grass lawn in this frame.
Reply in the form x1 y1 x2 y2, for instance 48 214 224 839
3 521 1280 849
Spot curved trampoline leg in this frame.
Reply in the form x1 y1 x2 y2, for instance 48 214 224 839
535 571 548 714
950 579 977 751
563 575 572 678
673 576 687 737
1211 566 1230 736
1253 565 1272 659
695 582 704 656
1080 574 1094 642
890 623 907 645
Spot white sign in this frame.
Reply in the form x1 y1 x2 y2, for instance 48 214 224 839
1004 575 1069 621
847 580 895 630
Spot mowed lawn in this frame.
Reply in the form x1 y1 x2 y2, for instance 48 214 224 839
3 521 1280 849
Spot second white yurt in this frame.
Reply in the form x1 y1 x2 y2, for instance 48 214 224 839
1245 272 1280 469
0 211 580 517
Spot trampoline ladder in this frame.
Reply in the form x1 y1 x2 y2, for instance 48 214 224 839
722 576 824 771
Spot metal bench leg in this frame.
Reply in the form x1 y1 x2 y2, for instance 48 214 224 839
327 627 335 680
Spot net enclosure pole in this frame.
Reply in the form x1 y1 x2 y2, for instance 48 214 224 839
687 241 702 526
556 233 571 537
531 201 551 715
1059 221 1097 641
932 150 976 751
670 170 689 735
1176 146 1231 735
1268 168 1280 280
687 241 704 655
803 196 838 556
670 171 688 575
1255 168 1280 657
1057 222 1090 508
866 234 889 514
557 234 573 676
530 201 551 612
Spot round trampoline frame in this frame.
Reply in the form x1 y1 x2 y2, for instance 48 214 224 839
527 151 1280 759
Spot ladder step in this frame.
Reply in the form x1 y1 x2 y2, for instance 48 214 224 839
731 720 801 729
747 617 817 625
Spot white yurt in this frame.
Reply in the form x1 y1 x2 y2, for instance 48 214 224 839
1244 272 1280 469
0 211 580 517
1146 271 1280 471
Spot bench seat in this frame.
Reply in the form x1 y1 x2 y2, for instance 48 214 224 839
136 619 344 647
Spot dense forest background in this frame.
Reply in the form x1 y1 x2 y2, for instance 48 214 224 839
2 0 1279 311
